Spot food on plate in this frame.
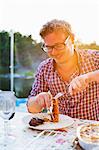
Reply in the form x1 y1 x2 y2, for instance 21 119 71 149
77 124 99 150
80 124 99 143
29 117 44 126
29 113 51 127
43 117 51 122
51 98 59 122
29 98 59 127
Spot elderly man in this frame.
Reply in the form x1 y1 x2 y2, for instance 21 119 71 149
27 19 99 121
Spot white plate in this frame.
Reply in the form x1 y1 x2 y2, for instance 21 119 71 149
22 113 74 130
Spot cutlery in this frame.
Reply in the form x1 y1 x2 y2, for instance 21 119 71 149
47 107 54 120
54 92 64 99
47 92 64 119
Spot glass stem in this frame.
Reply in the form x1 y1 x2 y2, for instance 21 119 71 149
4 120 9 147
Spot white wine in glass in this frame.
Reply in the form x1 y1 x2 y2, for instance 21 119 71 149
0 91 16 148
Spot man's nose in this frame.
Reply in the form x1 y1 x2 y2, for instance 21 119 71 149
49 48 58 55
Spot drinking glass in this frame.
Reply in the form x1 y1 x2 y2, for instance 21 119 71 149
0 91 16 148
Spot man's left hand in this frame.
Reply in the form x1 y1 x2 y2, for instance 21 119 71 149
69 74 89 95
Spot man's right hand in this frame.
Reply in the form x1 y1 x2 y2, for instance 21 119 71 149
36 92 52 109
27 92 52 113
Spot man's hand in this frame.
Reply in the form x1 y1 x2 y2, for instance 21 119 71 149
69 74 89 95
36 92 52 109
27 92 52 113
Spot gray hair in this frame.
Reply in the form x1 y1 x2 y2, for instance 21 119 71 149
39 19 72 39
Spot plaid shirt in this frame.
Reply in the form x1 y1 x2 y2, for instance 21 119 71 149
29 49 99 121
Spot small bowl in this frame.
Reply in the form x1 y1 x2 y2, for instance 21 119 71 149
77 124 99 150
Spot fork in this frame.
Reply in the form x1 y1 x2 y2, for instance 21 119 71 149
54 92 64 99
47 107 54 120
47 92 64 119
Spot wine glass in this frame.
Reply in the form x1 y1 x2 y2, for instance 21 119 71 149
0 91 16 148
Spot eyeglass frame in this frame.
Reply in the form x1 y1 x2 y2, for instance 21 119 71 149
41 35 70 53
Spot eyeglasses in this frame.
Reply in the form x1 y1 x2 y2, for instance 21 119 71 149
41 36 70 53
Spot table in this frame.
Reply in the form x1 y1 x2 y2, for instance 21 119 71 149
0 112 98 150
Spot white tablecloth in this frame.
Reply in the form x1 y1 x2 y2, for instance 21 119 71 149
0 112 98 150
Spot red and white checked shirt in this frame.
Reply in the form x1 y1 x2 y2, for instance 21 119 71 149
29 49 99 121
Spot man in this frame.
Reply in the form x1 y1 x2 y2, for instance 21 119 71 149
27 19 99 121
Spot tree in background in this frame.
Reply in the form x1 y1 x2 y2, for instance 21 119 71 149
14 32 47 73
75 40 99 50
15 32 34 69
0 31 10 74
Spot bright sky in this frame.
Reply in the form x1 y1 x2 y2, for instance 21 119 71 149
0 0 99 44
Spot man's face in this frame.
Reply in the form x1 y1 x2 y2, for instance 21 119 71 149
43 31 74 64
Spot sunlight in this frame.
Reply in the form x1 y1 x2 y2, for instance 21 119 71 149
0 0 99 43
